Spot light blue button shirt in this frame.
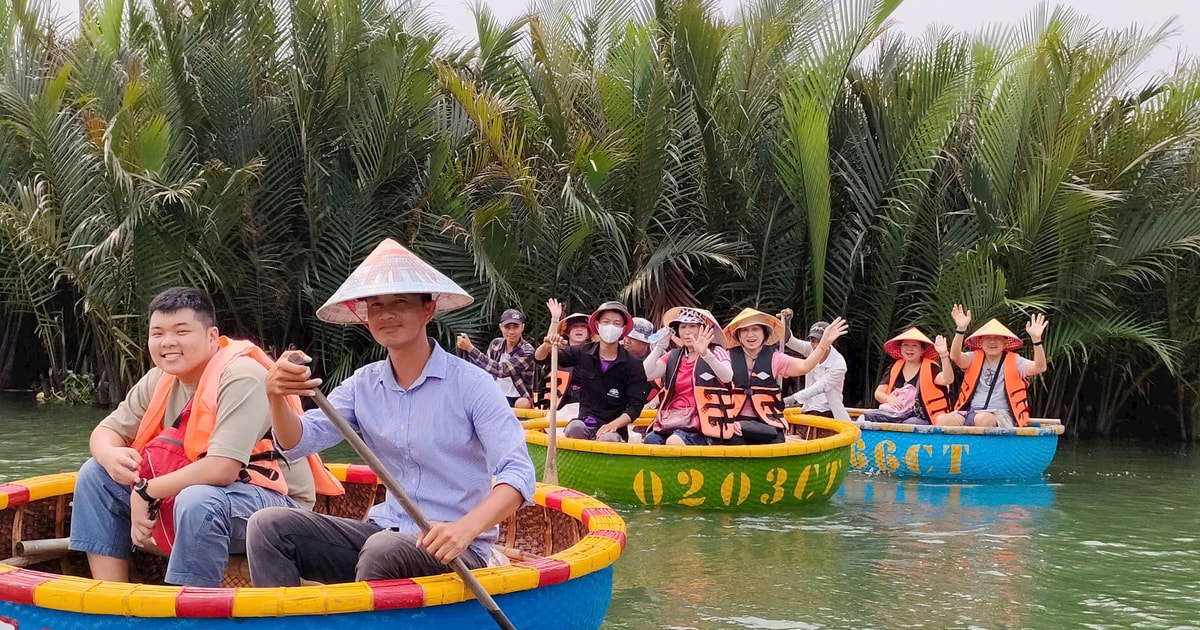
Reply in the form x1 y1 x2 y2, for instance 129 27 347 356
279 340 536 560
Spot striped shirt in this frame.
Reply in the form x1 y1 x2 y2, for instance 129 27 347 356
279 340 536 561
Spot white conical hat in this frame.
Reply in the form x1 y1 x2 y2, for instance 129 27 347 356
316 239 474 324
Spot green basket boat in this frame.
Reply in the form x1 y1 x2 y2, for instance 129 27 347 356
520 409 859 510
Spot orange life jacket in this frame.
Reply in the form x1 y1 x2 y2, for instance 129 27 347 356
954 351 1030 427
657 348 737 439
729 348 787 431
885 359 950 419
544 368 574 406
131 337 344 497
646 378 662 403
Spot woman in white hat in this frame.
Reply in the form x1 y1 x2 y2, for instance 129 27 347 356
642 307 734 445
860 328 954 425
722 309 848 444
933 304 1049 428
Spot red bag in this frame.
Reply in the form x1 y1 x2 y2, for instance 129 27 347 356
135 399 194 554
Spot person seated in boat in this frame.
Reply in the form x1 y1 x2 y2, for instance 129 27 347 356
722 309 849 444
781 316 851 420
561 311 592 346
540 310 589 414
247 239 535 586
533 300 651 442
622 317 656 360
641 307 734 445
456 308 536 409
860 328 955 425
67 287 336 587
932 305 1049 428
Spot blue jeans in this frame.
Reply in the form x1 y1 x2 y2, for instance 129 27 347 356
68 458 297 586
643 429 709 446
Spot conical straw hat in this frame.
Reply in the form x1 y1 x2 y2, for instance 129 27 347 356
965 319 1023 351
557 313 589 336
661 306 727 347
722 308 784 347
316 239 474 324
884 327 939 360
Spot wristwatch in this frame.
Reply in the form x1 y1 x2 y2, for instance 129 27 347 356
132 479 160 507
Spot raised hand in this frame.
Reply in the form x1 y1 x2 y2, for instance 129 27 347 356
692 326 715 355
933 335 949 357
817 317 848 347
455 333 474 352
1026 313 1049 342
546 298 564 322
951 304 972 331
777 308 794 320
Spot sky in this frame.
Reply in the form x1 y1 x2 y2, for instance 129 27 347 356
44 0 1196 76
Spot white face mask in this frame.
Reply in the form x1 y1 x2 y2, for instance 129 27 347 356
597 323 623 343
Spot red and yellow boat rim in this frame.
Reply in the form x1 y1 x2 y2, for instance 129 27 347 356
0 464 625 618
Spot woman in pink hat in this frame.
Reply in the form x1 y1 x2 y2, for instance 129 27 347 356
933 305 1049 428
860 328 955 425
642 307 734 446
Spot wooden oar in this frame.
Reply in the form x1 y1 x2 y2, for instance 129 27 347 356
544 343 560 485
777 311 791 388
288 354 516 630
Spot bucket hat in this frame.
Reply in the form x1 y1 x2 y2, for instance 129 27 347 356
588 301 634 337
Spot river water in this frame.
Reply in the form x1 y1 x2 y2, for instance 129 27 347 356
2 393 1197 628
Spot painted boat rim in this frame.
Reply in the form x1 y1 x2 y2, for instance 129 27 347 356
522 410 859 458
0 464 625 618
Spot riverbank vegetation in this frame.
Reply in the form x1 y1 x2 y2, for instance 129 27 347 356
1 0 1198 437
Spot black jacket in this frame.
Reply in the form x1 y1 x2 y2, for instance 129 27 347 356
550 342 650 430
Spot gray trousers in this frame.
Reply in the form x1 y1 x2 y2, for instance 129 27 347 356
245 506 486 587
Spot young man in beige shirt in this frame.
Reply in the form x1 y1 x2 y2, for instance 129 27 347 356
68 287 315 586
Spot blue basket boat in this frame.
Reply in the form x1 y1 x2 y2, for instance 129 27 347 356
0 464 624 629
850 419 1064 480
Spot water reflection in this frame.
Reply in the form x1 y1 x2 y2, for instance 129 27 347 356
838 475 1057 629
5 396 1200 628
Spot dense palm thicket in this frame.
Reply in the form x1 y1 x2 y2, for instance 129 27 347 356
1 0 1198 437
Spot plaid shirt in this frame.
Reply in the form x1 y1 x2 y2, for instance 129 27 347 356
467 337 537 400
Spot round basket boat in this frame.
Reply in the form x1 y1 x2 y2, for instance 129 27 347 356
850 418 1065 480
522 409 859 510
0 464 624 629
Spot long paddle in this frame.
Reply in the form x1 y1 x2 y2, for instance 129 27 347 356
544 343 560 485
288 354 516 630
777 311 791 388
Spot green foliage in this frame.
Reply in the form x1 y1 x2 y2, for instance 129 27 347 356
1 0 1198 436
44 370 95 405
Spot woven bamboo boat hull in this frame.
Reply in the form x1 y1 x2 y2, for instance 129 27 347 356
522 409 859 510
0 464 624 629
